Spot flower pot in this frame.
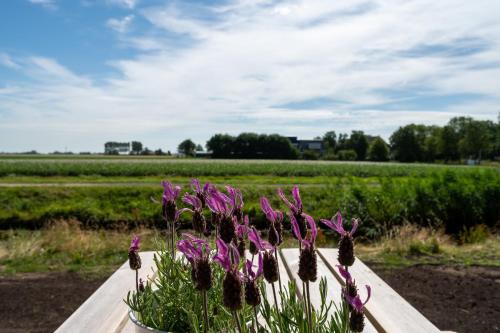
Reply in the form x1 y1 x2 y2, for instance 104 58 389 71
128 309 170 333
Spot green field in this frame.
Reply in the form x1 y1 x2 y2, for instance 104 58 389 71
0 156 498 237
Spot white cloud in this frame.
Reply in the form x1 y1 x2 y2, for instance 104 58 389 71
106 15 135 33
0 53 20 69
107 0 138 9
28 0 57 10
2 0 500 152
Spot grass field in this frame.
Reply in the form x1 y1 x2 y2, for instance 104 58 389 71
0 156 499 236
0 156 498 277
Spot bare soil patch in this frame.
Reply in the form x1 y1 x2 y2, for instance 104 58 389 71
0 272 105 333
370 264 500 333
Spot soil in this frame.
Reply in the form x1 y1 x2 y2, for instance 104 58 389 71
370 264 500 333
0 272 105 333
0 265 498 333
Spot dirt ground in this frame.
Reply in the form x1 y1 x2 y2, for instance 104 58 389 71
371 264 500 333
0 272 105 333
0 265 498 333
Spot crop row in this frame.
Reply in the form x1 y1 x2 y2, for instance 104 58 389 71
1 172 498 236
0 158 497 178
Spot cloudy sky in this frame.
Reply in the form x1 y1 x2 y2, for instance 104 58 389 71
0 0 499 153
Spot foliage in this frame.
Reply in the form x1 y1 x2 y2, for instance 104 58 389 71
336 150 357 161
367 138 389 162
348 131 369 161
260 279 348 333
125 249 251 332
458 224 490 244
206 133 299 159
178 139 197 157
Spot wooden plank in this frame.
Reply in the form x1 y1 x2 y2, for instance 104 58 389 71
55 251 157 333
281 248 378 333
318 248 441 333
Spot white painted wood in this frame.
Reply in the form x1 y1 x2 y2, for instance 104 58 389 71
318 248 441 333
55 251 157 333
281 248 378 333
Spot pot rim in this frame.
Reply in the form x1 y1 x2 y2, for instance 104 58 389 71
128 309 170 333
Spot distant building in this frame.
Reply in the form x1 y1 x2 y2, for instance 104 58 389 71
104 142 131 155
287 137 324 153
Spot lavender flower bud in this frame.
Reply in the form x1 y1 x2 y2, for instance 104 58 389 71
298 246 317 282
338 235 355 266
249 241 258 255
128 250 142 270
292 214 307 239
163 201 177 222
263 251 279 283
192 211 206 234
195 258 212 291
349 310 365 332
237 237 246 258
223 270 243 311
245 280 261 307
219 216 236 244
268 224 279 247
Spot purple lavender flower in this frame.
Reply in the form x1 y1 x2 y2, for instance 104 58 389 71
320 212 359 237
261 196 284 246
183 193 206 234
321 212 359 266
346 285 371 332
129 235 140 252
213 238 244 311
161 181 181 222
278 186 308 239
177 234 212 291
226 186 244 221
290 213 317 248
191 178 213 208
244 254 264 307
292 214 318 282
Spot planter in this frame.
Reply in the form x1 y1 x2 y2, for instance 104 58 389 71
128 309 170 333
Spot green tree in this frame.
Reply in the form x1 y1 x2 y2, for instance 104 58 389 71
368 137 389 161
131 141 143 154
322 131 337 151
348 131 369 160
389 125 422 162
178 139 196 157
438 125 460 162
206 134 235 158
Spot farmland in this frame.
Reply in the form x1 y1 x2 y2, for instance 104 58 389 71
0 156 498 236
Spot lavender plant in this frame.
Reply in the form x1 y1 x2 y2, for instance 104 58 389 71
126 179 370 333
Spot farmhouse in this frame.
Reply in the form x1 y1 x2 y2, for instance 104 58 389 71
104 142 131 155
287 136 324 154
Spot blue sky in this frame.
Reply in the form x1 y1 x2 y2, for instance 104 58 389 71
0 0 499 153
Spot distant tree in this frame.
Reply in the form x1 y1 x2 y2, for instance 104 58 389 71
438 125 460 162
154 149 164 155
206 134 234 158
302 150 319 160
390 125 422 162
337 149 357 161
131 141 143 154
322 131 337 151
196 144 204 152
167 150 172 156
178 139 196 157
368 137 389 161
336 133 349 151
140 147 152 155
458 120 493 161
349 131 369 160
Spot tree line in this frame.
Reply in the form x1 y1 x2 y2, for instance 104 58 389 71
178 115 500 162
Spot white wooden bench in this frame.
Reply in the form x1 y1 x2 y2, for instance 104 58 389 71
56 249 443 333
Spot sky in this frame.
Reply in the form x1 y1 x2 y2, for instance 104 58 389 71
0 0 499 153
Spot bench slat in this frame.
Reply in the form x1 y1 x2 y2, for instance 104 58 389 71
281 248 378 333
318 248 441 333
56 251 156 333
